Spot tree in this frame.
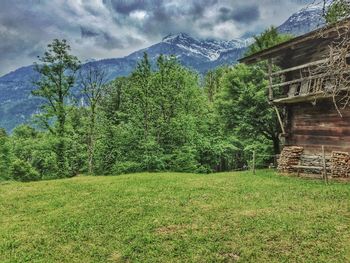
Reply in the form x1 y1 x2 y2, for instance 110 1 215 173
324 0 350 24
79 64 108 174
130 52 153 139
94 54 213 174
245 26 293 56
204 66 230 103
216 64 281 154
32 39 80 177
0 128 11 180
215 28 294 156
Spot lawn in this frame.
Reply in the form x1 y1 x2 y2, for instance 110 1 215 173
0 170 349 262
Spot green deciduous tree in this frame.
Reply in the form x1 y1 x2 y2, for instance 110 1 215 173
0 128 11 180
215 64 280 154
79 64 108 174
95 54 212 174
215 28 294 157
245 26 293 56
32 39 80 177
204 66 231 103
324 0 350 24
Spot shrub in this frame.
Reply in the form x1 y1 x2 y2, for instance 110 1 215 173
140 138 166 172
31 150 59 180
169 146 198 172
112 161 143 175
11 159 41 182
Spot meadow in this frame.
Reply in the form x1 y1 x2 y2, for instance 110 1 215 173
1 170 349 262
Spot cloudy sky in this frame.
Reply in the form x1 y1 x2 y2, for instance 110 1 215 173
0 0 315 76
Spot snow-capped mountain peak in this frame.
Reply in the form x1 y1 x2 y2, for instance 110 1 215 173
278 2 325 36
162 33 197 44
162 33 253 61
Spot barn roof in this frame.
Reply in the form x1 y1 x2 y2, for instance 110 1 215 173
239 17 350 67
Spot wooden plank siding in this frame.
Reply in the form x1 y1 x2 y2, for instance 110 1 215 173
286 100 350 154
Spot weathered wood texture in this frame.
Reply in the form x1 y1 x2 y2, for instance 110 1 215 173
286 100 350 154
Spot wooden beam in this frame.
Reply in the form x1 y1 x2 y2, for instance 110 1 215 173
273 91 327 104
271 53 350 76
274 106 286 135
268 58 273 101
271 58 328 76
272 87 350 104
271 73 325 88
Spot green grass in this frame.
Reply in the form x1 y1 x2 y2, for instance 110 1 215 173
0 170 349 262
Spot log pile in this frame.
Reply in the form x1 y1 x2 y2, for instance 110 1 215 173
277 146 304 172
331 151 350 178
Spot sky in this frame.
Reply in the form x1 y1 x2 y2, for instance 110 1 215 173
0 0 315 76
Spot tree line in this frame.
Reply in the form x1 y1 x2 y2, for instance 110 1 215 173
0 28 291 182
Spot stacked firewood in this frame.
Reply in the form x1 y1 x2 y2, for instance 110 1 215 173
278 146 304 172
331 151 350 178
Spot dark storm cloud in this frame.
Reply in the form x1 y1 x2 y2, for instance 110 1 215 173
109 0 149 14
187 0 219 20
128 0 220 38
101 32 125 49
0 0 315 76
232 5 260 24
81 27 100 38
218 5 260 24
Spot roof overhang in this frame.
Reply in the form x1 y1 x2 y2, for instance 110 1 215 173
239 17 350 66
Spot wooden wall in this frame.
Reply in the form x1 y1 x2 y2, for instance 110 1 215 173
286 100 350 154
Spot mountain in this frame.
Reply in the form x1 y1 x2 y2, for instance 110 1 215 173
0 34 253 132
277 3 325 35
0 4 325 132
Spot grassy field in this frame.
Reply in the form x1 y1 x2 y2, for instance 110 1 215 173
0 171 349 262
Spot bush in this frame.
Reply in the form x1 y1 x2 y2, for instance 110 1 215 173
169 146 199 172
31 150 59 180
140 138 166 172
11 159 41 182
0 128 11 180
112 161 143 175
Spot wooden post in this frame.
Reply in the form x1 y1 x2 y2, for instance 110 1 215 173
252 150 256 175
268 58 273 101
322 145 328 184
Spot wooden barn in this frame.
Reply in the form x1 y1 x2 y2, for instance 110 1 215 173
240 18 350 179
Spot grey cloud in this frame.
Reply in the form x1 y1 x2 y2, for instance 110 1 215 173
109 0 149 14
81 27 100 38
101 32 125 49
80 26 136 49
0 0 315 76
218 5 260 24
187 0 218 20
232 5 260 24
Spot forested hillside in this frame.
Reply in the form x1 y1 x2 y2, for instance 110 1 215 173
0 28 288 181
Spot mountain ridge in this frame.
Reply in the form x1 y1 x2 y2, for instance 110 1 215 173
0 4 326 132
